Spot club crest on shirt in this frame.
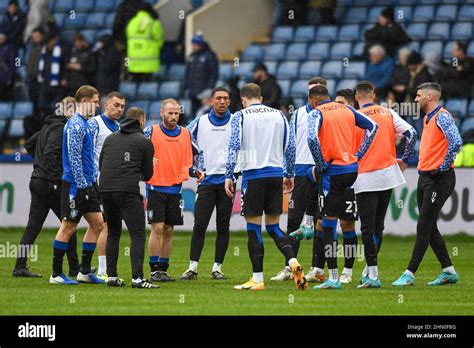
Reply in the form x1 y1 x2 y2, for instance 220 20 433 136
147 210 153 220
70 209 79 219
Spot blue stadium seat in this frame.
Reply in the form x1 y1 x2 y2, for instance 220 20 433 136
180 99 192 117
420 41 443 58
75 0 95 12
458 5 474 21
451 23 472 41
137 82 159 99
80 29 96 43
368 6 384 23
290 80 308 98
407 23 427 40
294 26 315 42
241 45 264 61
286 43 307 60
322 61 343 79
63 12 87 29
316 25 337 41
8 119 24 138
105 13 115 28
149 101 162 119
461 117 474 134
352 42 364 57
338 24 360 42
153 65 167 80
272 26 294 42
278 80 291 97
394 6 413 22
95 0 115 11
435 5 458 21
445 99 468 118
96 29 112 39
276 62 299 79
119 82 137 100
53 13 66 28
234 62 254 80
0 120 6 135
469 100 474 117
132 100 150 114
264 43 286 61
219 63 233 81
418 0 439 4
13 102 33 119
343 61 366 79
427 23 450 40
159 81 180 99
308 42 330 60
263 61 278 75
167 64 186 80
469 42 474 57
402 41 421 53
0 102 13 120
326 79 336 97
345 7 368 24
336 79 358 92
85 13 106 28
413 5 435 21
443 41 455 59
55 0 75 11
299 61 322 79
48 0 55 11
330 42 352 59
398 0 417 4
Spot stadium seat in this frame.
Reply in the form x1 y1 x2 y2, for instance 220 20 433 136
294 26 315 42
322 61 343 79
435 5 458 21
85 13 106 28
167 64 186 80
63 12 87 29
461 117 474 134
0 102 13 120
352 42 364 57
264 43 286 61
278 80 291 97
286 43 307 60
219 63 233 81
53 13 66 28
149 101 162 119
272 26 294 42
398 0 417 4
241 45 264 61
413 5 435 21
315 25 338 41
443 41 455 59
180 99 192 117
299 61 322 79
368 6 384 23
75 0 95 12
469 100 474 117
276 61 299 80
402 41 421 53
12 102 33 119
336 79 358 92
159 81 180 99
445 99 468 118
105 13 115 28
119 82 137 100
96 29 112 39
290 80 308 98
343 61 366 79
407 23 427 40
308 42 330 60
326 79 336 96
330 42 352 60
420 41 443 58
418 0 439 4
263 61 278 75
95 0 115 11
55 0 75 11
394 6 413 22
137 82 159 99
234 62 254 80
468 42 474 57
8 119 24 138
48 0 55 11
132 100 150 114
427 23 450 40
458 5 474 21
0 120 6 136
338 24 360 42
80 29 96 44
345 7 368 24
451 23 472 41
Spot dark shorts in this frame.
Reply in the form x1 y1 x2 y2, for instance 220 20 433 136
61 181 101 223
241 177 283 217
318 172 358 221
146 190 184 226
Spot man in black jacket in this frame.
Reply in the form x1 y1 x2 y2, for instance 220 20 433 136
252 63 282 109
13 96 80 278
99 107 157 289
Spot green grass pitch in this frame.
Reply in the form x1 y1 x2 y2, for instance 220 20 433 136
0 228 473 315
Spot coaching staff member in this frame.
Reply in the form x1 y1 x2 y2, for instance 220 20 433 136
13 97 80 278
99 107 157 289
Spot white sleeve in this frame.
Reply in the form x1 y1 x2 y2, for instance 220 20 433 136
389 108 412 136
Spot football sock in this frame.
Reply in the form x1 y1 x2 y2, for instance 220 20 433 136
404 270 415 278
315 267 325 275
158 257 169 272
252 272 264 283
189 260 198 272
342 267 353 277
443 266 455 274
329 268 339 282
303 214 314 228
313 229 325 268
247 223 264 273
368 266 378 280
266 224 295 263
362 264 368 277
212 262 222 273
53 240 68 277
322 219 338 271
80 242 96 274
98 255 107 276
343 230 357 269
373 229 383 254
149 256 159 272
287 257 297 268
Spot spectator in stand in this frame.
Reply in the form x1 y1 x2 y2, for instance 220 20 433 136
406 52 432 102
309 0 336 25
22 0 49 45
424 52 444 83
195 88 212 119
364 45 395 99
278 0 309 26
0 32 16 101
252 62 282 109
183 34 219 116
0 0 26 49
388 48 411 103
228 76 241 113
364 6 411 58
26 28 44 115
93 34 121 96
64 33 97 97
37 33 66 121
441 42 474 99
